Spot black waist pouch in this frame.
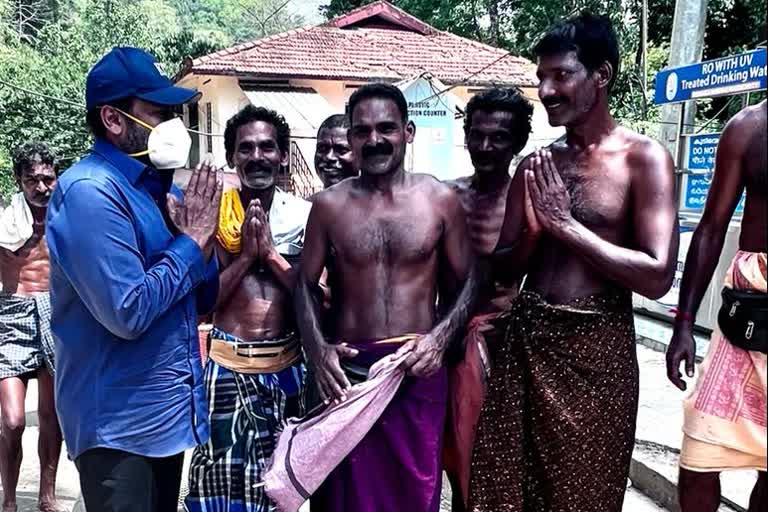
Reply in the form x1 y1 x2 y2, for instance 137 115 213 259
717 287 768 353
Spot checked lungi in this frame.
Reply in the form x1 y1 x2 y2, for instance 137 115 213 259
0 292 55 379
186 327 306 512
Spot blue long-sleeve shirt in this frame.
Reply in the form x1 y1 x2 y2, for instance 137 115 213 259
46 139 218 459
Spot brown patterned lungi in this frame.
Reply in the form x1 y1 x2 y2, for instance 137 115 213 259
468 289 638 512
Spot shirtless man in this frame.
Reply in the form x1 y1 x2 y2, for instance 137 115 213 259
443 87 533 509
306 113 357 406
296 83 476 512
666 100 767 512
0 143 61 512
469 13 678 512
314 114 357 189
185 106 311 512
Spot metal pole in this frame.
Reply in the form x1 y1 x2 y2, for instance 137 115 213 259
674 102 687 209
658 0 709 156
641 0 649 95
675 103 687 166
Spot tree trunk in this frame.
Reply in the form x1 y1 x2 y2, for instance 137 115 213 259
486 0 500 47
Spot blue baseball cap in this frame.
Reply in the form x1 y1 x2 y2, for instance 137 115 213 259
86 47 200 109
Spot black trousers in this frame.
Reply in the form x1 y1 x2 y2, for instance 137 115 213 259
75 447 184 512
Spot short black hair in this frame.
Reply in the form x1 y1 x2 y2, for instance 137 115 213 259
534 12 620 90
12 142 58 179
85 97 135 138
224 105 291 161
347 83 408 123
464 88 534 155
317 114 350 136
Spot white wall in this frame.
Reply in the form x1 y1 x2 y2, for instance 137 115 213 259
178 74 249 169
178 74 564 181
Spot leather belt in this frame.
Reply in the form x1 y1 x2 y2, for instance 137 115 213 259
208 334 301 374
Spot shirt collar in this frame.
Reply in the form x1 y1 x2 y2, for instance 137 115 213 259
141 167 175 205
92 138 147 185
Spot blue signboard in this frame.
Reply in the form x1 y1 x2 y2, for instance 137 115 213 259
655 48 767 105
682 133 745 213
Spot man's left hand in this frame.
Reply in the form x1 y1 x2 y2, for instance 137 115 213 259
399 333 447 378
253 200 275 262
527 149 574 236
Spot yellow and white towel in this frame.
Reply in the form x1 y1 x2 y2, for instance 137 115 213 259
216 187 312 256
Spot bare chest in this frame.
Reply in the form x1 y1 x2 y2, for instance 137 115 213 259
744 129 767 191
460 188 508 255
554 155 631 230
330 204 443 267
2 236 49 268
219 250 288 304
1 237 50 291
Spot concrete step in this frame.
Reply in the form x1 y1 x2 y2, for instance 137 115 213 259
631 440 745 512
624 484 672 511
634 312 712 361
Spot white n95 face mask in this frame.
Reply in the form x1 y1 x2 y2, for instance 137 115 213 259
119 111 193 170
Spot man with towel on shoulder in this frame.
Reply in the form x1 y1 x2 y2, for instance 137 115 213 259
0 142 61 512
296 83 477 512
185 105 312 512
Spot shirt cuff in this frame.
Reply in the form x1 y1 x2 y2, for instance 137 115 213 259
168 234 207 287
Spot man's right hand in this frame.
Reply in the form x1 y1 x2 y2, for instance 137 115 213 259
167 160 222 261
241 200 259 262
310 341 359 404
523 166 543 239
666 324 696 391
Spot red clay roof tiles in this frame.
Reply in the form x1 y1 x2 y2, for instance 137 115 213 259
188 1 535 87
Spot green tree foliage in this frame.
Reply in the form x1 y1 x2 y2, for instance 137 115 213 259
169 0 304 43
320 0 490 41
1 0 765 201
0 0 178 201
0 0 304 202
322 0 765 133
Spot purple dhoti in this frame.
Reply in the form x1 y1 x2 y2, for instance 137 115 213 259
310 337 448 512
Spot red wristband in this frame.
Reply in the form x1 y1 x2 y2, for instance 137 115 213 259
670 308 694 322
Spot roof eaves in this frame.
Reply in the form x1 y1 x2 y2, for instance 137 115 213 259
325 0 436 35
191 24 316 67
325 0 387 27
185 68 406 83
433 30 537 79
187 65 537 87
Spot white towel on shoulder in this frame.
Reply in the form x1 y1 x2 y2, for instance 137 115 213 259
270 189 312 256
0 192 34 252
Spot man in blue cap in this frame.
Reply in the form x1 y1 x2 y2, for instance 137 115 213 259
46 47 221 511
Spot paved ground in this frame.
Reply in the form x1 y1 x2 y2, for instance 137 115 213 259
2 408 667 512
0 425 80 511
3 319 760 511
1 442 665 512
623 487 671 511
